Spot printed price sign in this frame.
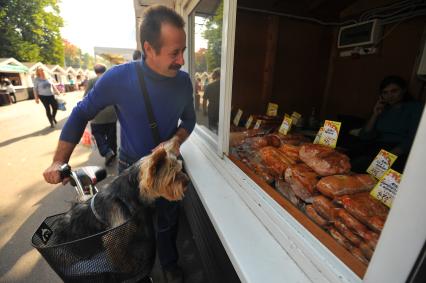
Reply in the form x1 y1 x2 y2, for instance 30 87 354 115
245 115 254 129
291 112 302 125
367 149 398 179
313 127 323 144
279 115 293 135
370 169 402 208
266 103 278 117
319 120 341 148
253 120 262 129
233 109 243 127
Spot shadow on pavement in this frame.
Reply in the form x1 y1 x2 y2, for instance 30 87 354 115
0 148 207 283
0 117 68 148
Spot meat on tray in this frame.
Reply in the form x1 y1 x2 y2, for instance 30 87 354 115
305 204 328 227
312 195 339 221
337 209 379 250
359 241 374 260
350 246 369 265
299 144 351 176
276 133 310 146
275 179 303 208
329 227 353 250
335 192 389 233
244 134 282 149
285 164 319 201
334 219 363 246
278 144 300 162
258 146 296 178
316 174 377 198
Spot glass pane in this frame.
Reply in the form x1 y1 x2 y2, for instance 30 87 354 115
190 0 223 136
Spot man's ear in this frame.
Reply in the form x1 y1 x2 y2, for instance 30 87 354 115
144 41 155 59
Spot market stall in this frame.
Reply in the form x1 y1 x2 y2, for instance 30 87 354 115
135 0 426 282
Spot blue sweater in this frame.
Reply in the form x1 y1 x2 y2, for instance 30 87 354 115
60 60 196 159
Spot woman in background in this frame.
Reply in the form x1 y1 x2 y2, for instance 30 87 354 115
33 68 61 128
352 75 424 172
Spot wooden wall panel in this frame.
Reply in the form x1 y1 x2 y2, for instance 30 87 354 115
232 10 270 116
271 18 333 117
322 17 426 120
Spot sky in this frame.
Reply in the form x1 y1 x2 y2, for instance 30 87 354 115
59 0 137 54
59 0 208 54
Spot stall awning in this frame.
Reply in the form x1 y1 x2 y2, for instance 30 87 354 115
0 65 29 73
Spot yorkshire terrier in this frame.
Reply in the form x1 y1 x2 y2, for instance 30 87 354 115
52 147 189 274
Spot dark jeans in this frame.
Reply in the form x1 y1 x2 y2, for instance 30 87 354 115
9 92 16 103
118 150 180 269
39 95 58 124
91 122 117 157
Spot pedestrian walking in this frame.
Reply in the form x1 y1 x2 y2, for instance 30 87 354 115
33 68 61 128
84 64 117 166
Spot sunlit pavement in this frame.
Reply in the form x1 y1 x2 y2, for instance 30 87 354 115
0 91 112 282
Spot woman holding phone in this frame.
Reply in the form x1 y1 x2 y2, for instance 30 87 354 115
352 75 424 172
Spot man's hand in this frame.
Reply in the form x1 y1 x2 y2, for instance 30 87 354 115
373 98 386 116
35 98 39 104
43 161 69 185
153 137 181 156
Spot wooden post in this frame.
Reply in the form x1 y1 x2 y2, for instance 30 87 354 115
261 15 279 109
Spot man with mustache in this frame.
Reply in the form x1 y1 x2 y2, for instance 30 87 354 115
43 5 195 283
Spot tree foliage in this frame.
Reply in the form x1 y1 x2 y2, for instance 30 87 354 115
195 48 207 73
0 0 64 64
63 39 94 69
202 1 223 72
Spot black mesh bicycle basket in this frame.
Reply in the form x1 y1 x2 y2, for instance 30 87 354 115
31 212 156 283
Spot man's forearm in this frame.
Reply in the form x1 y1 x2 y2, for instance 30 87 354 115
53 140 77 164
174 127 190 146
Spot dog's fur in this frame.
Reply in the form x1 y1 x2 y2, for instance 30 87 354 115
53 148 189 273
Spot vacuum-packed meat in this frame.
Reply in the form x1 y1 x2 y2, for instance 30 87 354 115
276 180 303 207
278 144 300 162
334 219 362 246
259 146 296 178
329 227 353 250
336 192 389 232
299 144 351 176
350 247 369 265
316 174 377 198
285 164 319 201
337 209 379 250
359 242 374 260
305 204 328 227
312 196 339 221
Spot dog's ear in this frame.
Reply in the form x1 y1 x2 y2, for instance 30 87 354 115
149 148 167 177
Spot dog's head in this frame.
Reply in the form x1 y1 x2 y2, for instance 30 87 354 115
138 148 189 202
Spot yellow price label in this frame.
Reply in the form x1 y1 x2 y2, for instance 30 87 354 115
313 127 323 144
266 103 278 117
370 169 402 208
291 112 302 125
279 114 293 135
319 120 341 148
253 120 262 129
367 149 398 179
245 115 254 129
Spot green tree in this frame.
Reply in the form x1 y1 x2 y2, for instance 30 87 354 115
0 0 64 64
195 48 207 73
202 1 223 72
